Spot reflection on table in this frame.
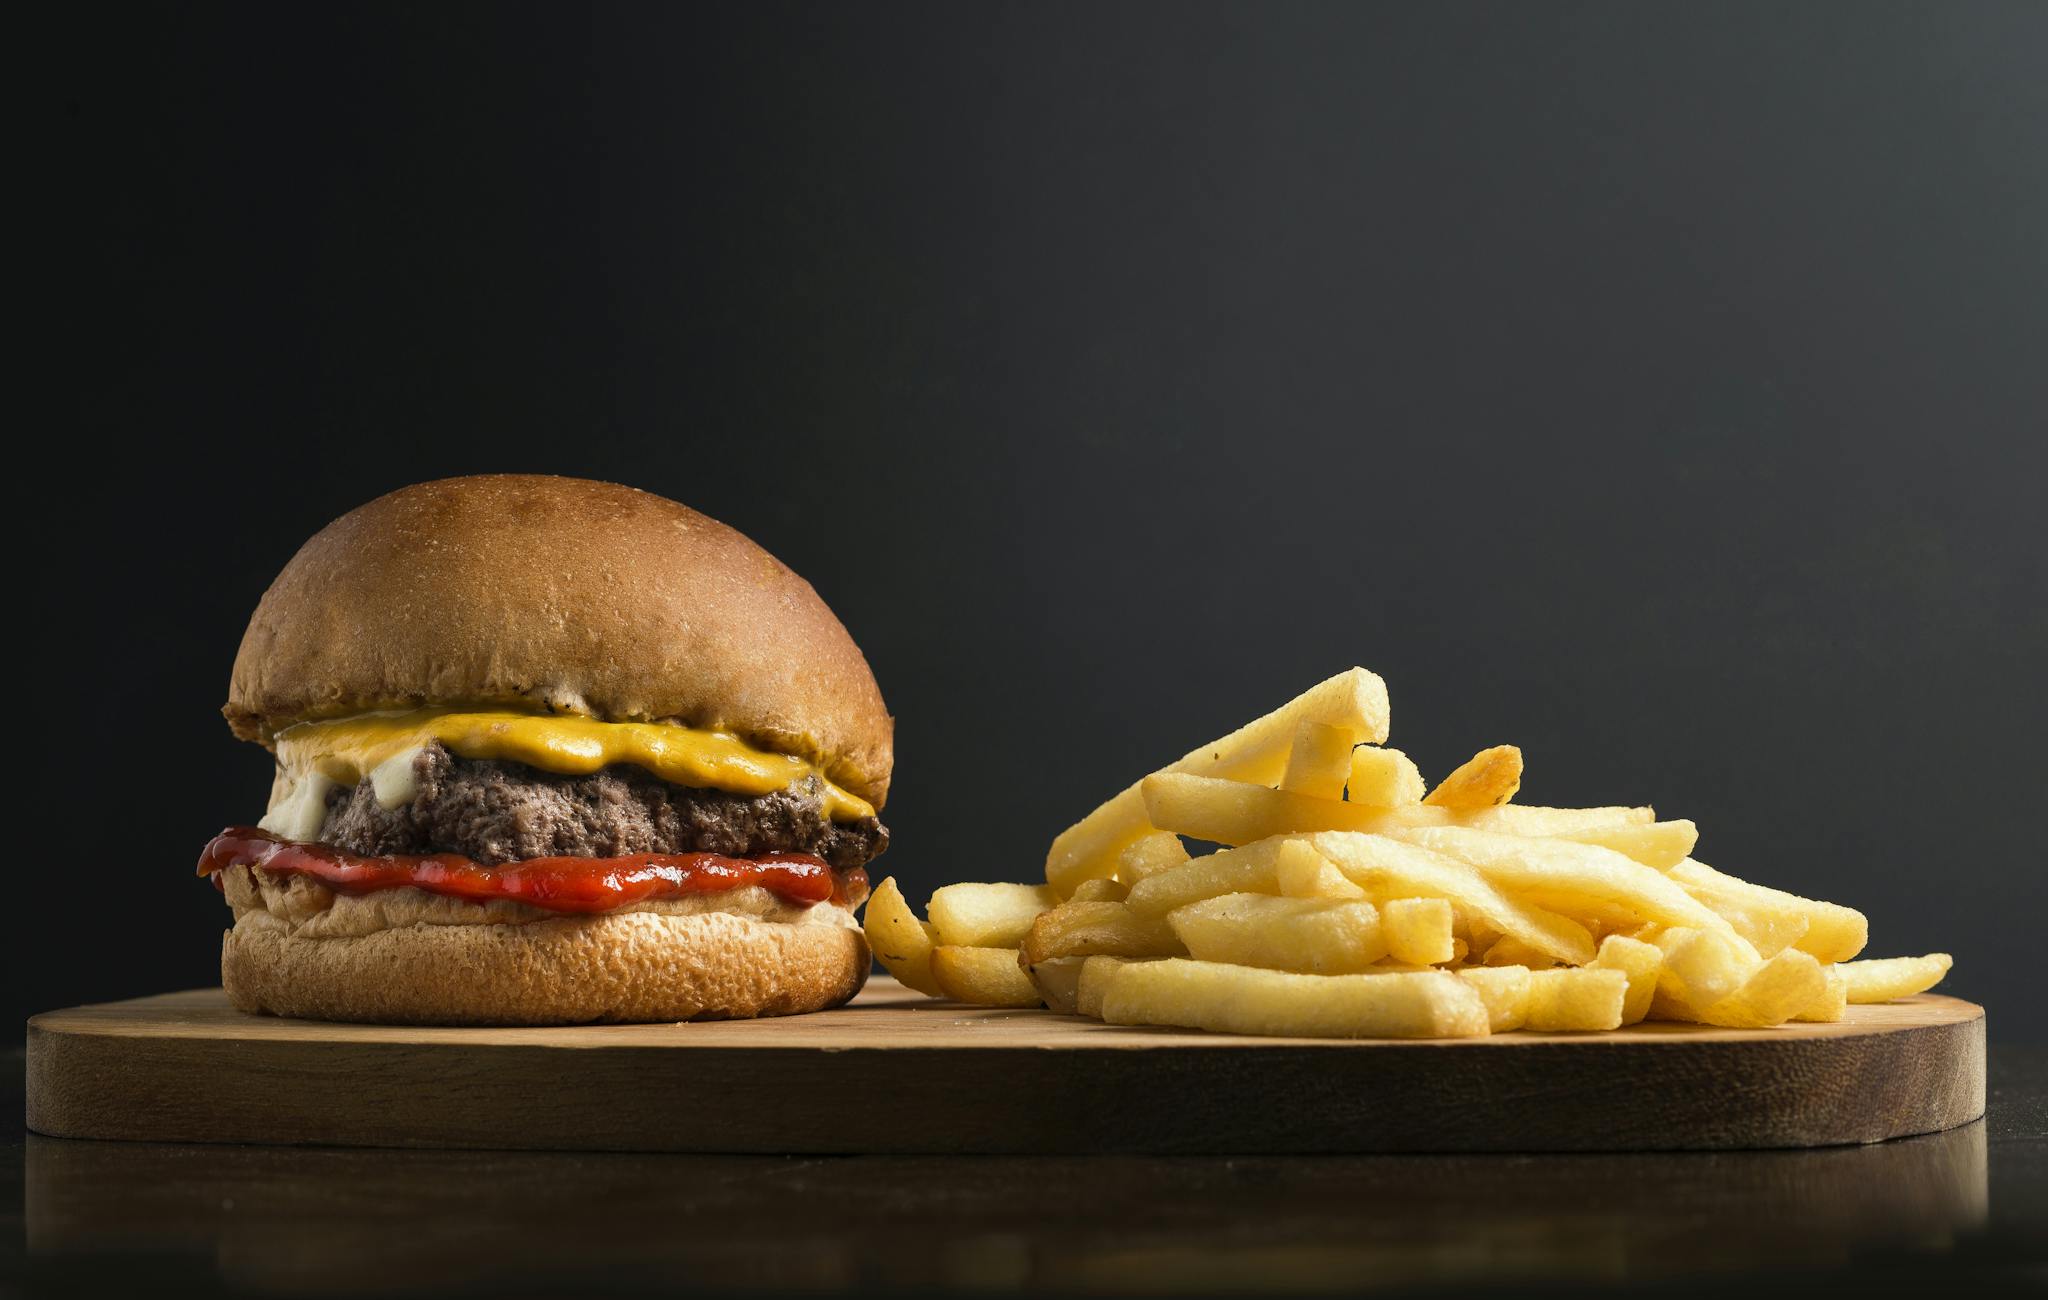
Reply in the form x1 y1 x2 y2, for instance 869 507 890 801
26 1120 1987 1293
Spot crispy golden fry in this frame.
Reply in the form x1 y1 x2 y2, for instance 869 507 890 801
1694 949 1828 1029
1045 668 1391 895
1166 893 1386 974
1023 956 1085 1014
1591 934 1662 1025
863 876 943 996
1456 805 1656 835
1279 721 1358 800
1070 878 1130 903
1523 967 1629 1031
1076 955 1130 1019
1140 773 1447 846
1667 859 1868 963
1381 897 1455 966
1554 821 1699 871
1117 830 1190 884
927 882 1058 948
1392 827 1760 956
1482 935 1556 968
1456 965 1531 1031
1127 839 1291 918
1308 832 1597 966
1272 838 1369 900
1841 953 1953 1003
1019 900 1186 966
1794 965 1849 1023
1347 746 1425 808
1422 745 1523 811
1647 926 1757 1018
1101 960 1492 1039
930 946 1044 1007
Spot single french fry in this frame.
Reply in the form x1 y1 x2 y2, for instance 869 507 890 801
1422 745 1523 811
1308 832 1597 966
1166 893 1387 973
1483 935 1556 968
863 876 943 996
1272 838 1369 900
1381 897 1455 966
1523 967 1629 1032
1023 956 1086 1014
928 882 1058 948
1457 805 1655 835
930 946 1045 1008
1646 926 1758 1020
1280 721 1358 800
1695 948 1828 1028
1019 900 1186 966
1117 830 1190 884
1045 669 1391 895
1456 965 1531 1031
1667 859 1867 963
1592 933 1662 1024
1101 959 1492 1039
1070 877 1130 903
1794 965 1849 1023
1075 955 1130 1019
1347 746 1426 807
1555 821 1699 871
1841 954 1953 1003
1127 838 1294 918
1141 773 1447 846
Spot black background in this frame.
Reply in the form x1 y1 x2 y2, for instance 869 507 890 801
30 3 2046 1038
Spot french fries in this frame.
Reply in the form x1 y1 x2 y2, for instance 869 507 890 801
1140 772 1445 846
863 877 943 997
1523 967 1629 1032
1667 859 1868 963
867 669 1956 1037
1075 955 1129 1018
1020 900 1185 966
1347 746 1425 807
1553 820 1699 871
930 946 1043 1008
1024 956 1085 1014
1279 721 1358 800
1841 954 1954 1003
928 882 1058 948
1117 830 1190 884
1422 745 1523 811
1166 894 1387 973
1101 960 1491 1039
1591 934 1662 1024
1044 668 1390 895
1381 897 1455 966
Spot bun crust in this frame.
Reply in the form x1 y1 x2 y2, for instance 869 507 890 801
225 475 892 807
222 908 869 1025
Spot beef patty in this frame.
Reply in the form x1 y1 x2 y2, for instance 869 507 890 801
319 743 888 870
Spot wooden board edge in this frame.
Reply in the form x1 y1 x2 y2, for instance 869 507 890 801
25 1000 1986 1155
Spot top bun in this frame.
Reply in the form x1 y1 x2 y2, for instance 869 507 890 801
225 475 893 808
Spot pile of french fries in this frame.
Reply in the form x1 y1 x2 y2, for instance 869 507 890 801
865 669 1953 1038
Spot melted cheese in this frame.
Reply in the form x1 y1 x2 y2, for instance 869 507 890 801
263 709 875 830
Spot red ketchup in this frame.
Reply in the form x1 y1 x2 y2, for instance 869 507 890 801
198 827 863 913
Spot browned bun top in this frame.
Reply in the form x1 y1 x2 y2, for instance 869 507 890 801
225 475 893 808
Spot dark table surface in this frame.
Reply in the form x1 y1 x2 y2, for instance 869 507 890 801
9 1044 2044 1297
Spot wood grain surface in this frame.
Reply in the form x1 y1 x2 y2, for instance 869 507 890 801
26 978 1985 1154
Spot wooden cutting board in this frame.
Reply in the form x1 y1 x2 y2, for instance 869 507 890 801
26 978 1983 1154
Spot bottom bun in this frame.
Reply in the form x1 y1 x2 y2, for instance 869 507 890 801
222 908 869 1026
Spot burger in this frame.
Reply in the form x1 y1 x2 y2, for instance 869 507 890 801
199 474 889 1024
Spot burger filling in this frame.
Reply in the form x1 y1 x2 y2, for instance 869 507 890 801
317 742 888 871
